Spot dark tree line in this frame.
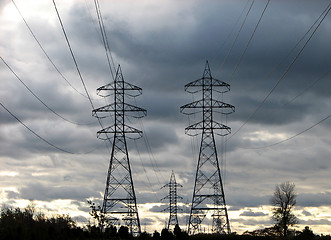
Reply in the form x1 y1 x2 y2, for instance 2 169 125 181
1 201 330 240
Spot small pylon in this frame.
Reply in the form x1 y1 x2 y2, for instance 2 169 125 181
161 171 183 231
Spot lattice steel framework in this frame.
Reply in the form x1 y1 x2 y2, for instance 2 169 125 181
92 65 146 235
161 171 183 231
180 61 234 234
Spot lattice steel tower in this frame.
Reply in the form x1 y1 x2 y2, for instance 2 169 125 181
92 65 146 235
161 171 183 231
180 61 234 234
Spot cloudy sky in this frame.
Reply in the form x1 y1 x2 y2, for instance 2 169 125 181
1 0 331 235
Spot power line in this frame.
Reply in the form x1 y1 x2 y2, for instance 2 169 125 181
0 102 95 155
132 96 167 186
240 2 331 99
52 0 112 149
228 3 331 141
0 56 93 126
133 139 160 203
212 0 251 71
11 0 88 99
219 0 255 74
242 114 331 150
52 0 94 109
94 0 116 80
229 0 270 82
284 68 330 106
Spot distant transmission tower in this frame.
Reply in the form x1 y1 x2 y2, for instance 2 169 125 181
92 65 146 235
180 61 234 234
161 171 183 231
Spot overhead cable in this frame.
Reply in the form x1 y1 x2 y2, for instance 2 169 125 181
219 0 255 74
229 0 270 82
284 68 330 106
0 102 95 155
228 3 331 141
243 114 331 149
94 0 116 80
52 0 94 109
212 0 250 70
52 0 112 147
11 0 88 99
0 56 93 126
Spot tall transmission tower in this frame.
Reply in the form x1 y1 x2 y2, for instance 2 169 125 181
161 171 183 231
92 65 146 235
180 61 234 235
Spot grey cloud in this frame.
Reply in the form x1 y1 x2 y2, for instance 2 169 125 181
141 218 158 226
301 210 312 217
298 219 331 226
19 182 96 201
239 210 268 217
6 191 20 199
297 192 331 207
148 205 167 213
227 192 270 209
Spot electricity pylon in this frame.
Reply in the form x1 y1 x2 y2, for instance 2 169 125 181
180 61 234 235
92 65 146 235
161 171 183 231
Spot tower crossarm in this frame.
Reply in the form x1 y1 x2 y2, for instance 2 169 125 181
180 99 235 115
161 183 183 188
184 78 230 94
96 124 143 140
96 81 143 97
185 121 231 136
92 103 147 118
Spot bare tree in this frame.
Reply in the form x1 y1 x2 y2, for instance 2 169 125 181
271 182 298 238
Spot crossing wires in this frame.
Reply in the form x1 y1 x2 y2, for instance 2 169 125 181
0 56 93 126
94 0 116 80
11 0 88 99
52 0 94 109
0 102 95 154
51 0 113 149
227 3 331 142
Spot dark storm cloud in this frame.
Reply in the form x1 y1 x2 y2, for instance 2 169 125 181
142 124 179 151
96 0 331 134
141 92 186 122
0 120 102 158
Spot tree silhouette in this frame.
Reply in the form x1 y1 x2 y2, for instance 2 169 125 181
270 182 298 238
